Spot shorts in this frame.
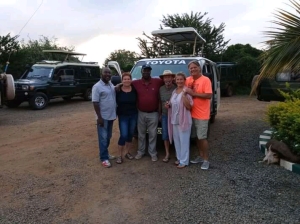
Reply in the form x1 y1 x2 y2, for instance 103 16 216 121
191 118 209 140
161 114 169 141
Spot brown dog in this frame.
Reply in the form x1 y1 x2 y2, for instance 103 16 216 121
260 139 300 164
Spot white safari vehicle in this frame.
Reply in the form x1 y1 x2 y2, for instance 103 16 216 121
109 27 221 128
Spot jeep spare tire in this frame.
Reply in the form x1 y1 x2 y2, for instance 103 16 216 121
5 74 15 100
29 92 48 110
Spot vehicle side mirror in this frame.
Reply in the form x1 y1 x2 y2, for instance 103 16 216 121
111 76 121 86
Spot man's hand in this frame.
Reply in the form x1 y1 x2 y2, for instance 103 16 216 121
97 117 104 127
184 88 194 96
115 83 123 92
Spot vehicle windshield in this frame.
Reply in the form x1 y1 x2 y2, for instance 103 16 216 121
23 66 54 80
131 59 195 80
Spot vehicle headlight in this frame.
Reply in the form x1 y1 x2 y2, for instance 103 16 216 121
22 85 29 90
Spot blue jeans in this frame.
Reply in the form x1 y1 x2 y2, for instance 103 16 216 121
161 114 169 141
97 119 114 161
118 114 138 146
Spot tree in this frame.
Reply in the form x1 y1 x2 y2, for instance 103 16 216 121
0 35 77 78
253 0 300 93
104 49 140 72
137 11 230 61
0 33 20 73
222 44 263 85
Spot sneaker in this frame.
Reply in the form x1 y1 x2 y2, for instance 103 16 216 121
190 156 204 164
102 160 112 168
201 160 210 170
109 154 116 160
135 153 143 160
151 155 158 162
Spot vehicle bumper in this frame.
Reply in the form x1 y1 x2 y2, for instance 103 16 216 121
13 91 35 102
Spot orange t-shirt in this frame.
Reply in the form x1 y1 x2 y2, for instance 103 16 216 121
186 75 212 120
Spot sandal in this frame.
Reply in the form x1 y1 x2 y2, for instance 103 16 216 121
125 153 134 160
177 163 187 169
116 156 123 164
163 157 170 163
174 160 180 165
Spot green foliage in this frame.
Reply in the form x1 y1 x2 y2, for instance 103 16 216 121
222 44 263 86
104 49 140 72
266 86 300 154
0 34 76 78
278 82 300 101
256 0 300 87
137 11 230 60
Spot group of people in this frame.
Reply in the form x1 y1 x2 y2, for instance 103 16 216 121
91 60 213 170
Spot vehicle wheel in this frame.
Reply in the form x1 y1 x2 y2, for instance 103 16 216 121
210 114 215 124
83 88 92 101
251 75 259 95
5 100 22 108
63 96 72 101
5 74 15 100
29 92 48 110
226 85 233 97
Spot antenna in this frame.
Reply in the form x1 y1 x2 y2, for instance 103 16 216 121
4 0 44 73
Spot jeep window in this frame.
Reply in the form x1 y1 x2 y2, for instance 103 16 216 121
276 72 291 82
79 67 100 78
62 69 74 81
131 59 196 80
24 66 53 79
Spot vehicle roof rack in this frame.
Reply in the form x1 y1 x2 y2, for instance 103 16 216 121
157 54 196 58
151 27 206 56
42 49 87 62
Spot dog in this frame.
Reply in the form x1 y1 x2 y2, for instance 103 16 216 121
260 139 300 164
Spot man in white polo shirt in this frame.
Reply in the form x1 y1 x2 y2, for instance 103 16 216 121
92 67 117 168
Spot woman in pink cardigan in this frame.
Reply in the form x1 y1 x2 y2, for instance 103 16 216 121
165 72 193 168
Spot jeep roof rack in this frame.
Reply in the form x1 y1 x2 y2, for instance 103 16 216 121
42 50 87 62
151 27 206 57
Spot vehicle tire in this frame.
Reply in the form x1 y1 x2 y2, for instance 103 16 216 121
210 114 215 124
29 92 48 110
63 96 72 101
5 100 22 108
5 74 15 100
251 75 259 95
226 85 233 97
83 88 92 101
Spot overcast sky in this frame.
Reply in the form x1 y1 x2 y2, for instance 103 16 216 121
0 0 293 65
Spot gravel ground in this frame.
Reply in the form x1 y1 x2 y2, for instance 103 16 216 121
0 96 300 224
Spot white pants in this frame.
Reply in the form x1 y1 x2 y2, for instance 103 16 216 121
173 124 191 165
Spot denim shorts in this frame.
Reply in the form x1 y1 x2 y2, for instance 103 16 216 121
161 114 169 141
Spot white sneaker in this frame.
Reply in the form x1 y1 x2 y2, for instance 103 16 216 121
190 156 204 164
101 160 112 168
201 161 210 170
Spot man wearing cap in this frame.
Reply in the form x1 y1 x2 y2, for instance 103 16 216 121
132 64 164 161
158 70 176 163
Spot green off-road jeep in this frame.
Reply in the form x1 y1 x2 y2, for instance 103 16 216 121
5 50 101 110
253 70 300 102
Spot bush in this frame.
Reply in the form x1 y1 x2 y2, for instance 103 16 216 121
266 85 300 155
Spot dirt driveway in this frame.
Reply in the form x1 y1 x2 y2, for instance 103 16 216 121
1 96 300 224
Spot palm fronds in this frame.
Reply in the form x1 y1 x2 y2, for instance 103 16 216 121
251 0 300 94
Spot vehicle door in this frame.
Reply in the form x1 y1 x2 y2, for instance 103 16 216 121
212 64 221 110
49 67 77 96
202 61 215 114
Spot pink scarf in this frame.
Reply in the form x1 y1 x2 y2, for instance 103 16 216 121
167 87 193 144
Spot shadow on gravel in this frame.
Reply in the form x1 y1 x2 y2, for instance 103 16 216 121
0 98 92 126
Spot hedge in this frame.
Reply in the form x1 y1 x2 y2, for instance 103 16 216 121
266 84 300 155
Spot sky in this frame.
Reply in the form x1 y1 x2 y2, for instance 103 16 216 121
0 0 294 65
